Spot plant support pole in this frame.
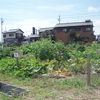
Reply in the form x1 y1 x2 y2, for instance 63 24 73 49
87 54 91 86
16 57 19 66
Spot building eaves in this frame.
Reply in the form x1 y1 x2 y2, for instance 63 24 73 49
3 29 24 34
39 27 54 32
29 35 40 38
54 22 93 28
24 35 40 39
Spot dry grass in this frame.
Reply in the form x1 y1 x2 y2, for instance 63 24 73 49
0 73 100 100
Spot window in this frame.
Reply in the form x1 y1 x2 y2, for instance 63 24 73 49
75 28 81 31
9 34 14 36
82 37 89 42
86 28 91 31
3 35 6 37
62 28 67 32
17 33 22 38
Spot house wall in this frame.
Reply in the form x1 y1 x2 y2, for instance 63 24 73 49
3 32 24 45
54 30 72 43
3 33 16 39
54 25 95 43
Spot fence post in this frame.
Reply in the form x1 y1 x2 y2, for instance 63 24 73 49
14 53 19 66
16 57 19 66
87 53 91 86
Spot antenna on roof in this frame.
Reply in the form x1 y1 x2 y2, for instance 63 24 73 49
58 15 61 24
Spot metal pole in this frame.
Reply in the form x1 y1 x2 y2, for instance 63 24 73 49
1 18 3 43
58 15 61 24
87 54 91 86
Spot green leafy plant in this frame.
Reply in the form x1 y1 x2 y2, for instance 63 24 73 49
77 45 86 52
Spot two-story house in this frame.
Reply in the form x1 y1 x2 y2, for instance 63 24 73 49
3 29 24 45
54 20 95 43
39 27 54 36
39 20 96 43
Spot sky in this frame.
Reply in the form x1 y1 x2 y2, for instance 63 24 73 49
0 0 100 42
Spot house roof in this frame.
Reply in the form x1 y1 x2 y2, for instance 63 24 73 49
54 21 93 28
3 29 24 34
29 34 40 38
24 35 40 39
39 27 54 32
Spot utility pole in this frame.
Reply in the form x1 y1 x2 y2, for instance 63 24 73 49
58 15 61 24
1 18 3 43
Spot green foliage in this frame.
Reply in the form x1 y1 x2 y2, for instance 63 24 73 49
57 78 85 88
1 39 100 79
0 43 2 46
40 30 55 40
74 34 82 42
90 41 100 50
21 39 70 61
40 30 50 38
66 57 87 73
0 59 16 73
1 47 15 58
69 29 76 38
20 44 31 54
92 64 100 73
0 58 56 78
77 45 86 52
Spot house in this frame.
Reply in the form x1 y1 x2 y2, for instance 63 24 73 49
23 35 40 43
97 35 100 43
39 20 96 43
39 27 54 36
54 20 96 43
3 29 24 45
22 27 40 44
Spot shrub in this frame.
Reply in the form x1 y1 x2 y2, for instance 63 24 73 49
0 58 57 78
77 45 86 52
29 39 70 60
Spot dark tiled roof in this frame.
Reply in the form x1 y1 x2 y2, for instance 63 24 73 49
54 21 93 28
39 27 54 32
24 35 40 39
3 29 24 34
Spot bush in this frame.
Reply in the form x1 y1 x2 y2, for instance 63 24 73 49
22 39 70 61
77 45 86 52
0 58 56 78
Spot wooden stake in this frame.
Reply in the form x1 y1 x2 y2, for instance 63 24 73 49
16 57 19 66
87 54 91 86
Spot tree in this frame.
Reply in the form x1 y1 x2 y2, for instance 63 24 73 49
74 34 82 42
40 30 55 41
69 29 76 38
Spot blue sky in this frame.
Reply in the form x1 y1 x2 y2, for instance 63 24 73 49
0 0 100 42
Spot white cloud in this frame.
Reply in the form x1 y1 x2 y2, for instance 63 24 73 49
94 20 100 36
0 9 11 13
37 4 75 11
4 18 58 36
0 9 24 14
88 6 100 12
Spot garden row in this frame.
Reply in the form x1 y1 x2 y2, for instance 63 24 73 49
0 39 100 78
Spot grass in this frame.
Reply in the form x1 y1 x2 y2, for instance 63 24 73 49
0 73 100 100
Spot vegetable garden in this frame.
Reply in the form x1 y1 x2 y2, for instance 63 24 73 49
0 39 100 100
0 39 100 78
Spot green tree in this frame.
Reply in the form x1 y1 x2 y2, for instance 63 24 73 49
69 29 76 39
40 30 50 38
74 34 82 42
40 30 55 40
